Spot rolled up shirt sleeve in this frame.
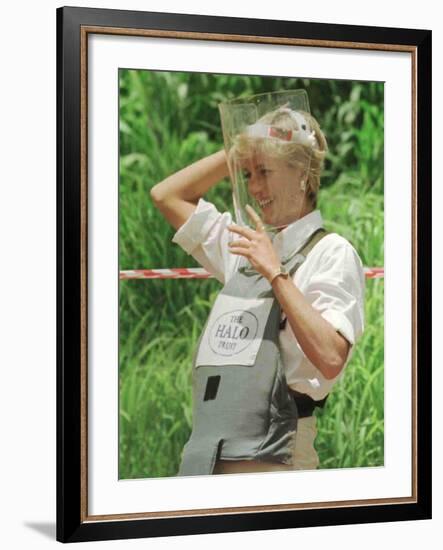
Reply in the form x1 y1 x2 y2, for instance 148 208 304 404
303 236 365 350
172 198 238 284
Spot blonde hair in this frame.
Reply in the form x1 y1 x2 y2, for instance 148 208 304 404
230 109 327 207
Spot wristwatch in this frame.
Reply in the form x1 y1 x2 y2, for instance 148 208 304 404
269 265 289 284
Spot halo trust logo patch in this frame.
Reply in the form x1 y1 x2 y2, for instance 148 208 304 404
208 310 258 356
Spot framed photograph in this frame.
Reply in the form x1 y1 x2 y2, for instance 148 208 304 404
56 6 432 543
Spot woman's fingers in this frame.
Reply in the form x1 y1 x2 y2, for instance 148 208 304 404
228 223 255 240
245 204 265 232
228 206 265 241
228 247 250 258
228 237 251 258
228 238 250 248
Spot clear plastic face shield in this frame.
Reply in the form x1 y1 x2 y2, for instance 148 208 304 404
219 90 317 232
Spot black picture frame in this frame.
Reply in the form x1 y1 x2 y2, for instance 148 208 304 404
56 5 432 543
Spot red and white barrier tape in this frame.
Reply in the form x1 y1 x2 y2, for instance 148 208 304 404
120 267 384 280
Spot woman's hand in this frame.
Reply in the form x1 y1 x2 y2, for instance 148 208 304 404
228 205 281 281
229 204 350 379
150 149 229 231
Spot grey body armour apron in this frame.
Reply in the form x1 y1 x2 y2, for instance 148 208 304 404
178 228 328 476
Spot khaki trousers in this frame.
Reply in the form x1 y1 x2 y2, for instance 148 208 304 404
213 416 319 474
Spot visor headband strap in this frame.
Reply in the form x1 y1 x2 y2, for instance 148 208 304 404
245 122 317 148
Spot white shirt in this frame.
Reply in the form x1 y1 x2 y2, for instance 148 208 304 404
172 198 365 401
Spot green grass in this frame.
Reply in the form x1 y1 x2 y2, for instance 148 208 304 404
118 69 384 478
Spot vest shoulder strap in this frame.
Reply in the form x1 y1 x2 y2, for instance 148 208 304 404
279 227 330 330
287 227 329 277
299 227 329 256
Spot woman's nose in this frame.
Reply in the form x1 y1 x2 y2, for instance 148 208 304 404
247 172 263 194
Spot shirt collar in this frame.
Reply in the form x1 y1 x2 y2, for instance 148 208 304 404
269 210 324 262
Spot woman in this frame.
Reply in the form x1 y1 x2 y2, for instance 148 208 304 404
150 91 365 476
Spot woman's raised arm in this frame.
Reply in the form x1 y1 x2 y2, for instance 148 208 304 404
150 149 229 230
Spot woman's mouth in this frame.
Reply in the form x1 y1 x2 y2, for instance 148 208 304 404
257 198 273 208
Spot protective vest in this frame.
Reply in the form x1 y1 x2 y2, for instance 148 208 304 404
178 228 329 476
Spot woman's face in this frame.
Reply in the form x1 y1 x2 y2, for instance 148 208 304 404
240 152 308 228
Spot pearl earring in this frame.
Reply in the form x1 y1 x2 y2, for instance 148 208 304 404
300 179 306 191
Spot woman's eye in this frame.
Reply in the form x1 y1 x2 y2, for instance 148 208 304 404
260 168 271 176
242 170 251 179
